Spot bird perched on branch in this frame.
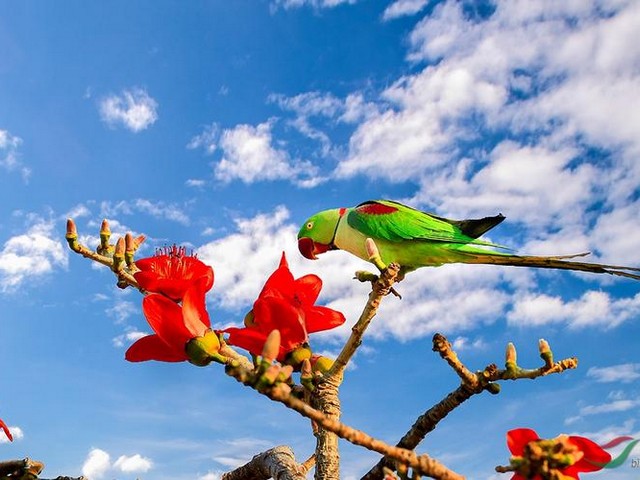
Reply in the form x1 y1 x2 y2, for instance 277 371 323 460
297 199 640 281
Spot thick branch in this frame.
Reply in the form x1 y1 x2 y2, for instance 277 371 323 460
220 446 308 480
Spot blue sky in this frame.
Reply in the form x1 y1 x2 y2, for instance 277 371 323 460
1 1 640 479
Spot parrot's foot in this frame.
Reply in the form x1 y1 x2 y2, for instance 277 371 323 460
353 270 402 299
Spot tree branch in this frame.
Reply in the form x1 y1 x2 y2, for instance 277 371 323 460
225 364 464 479
221 446 309 480
362 334 578 479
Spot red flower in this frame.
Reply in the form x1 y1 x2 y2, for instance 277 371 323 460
224 253 345 362
134 245 214 301
126 277 220 365
506 428 611 479
0 418 12 442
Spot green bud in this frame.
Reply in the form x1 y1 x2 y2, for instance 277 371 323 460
311 355 334 374
284 344 312 368
186 330 226 366
486 382 501 395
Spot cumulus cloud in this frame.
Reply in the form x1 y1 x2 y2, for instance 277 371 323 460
507 290 640 329
112 329 147 348
587 363 640 383
214 121 324 188
99 88 158 132
322 0 640 263
382 0 429 21
113 453 153 473
82 449 111 479
81 448 152 479
0 219 68 291
0 129 30 181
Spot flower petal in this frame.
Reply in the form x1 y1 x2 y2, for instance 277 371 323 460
305 305 346 333
224 327 269 357
125 334 187 362
567 436 612 473
507 428 539 456
254 296 307 350
259 252 295 298
143 294 193 347
295 274 322 306
181 278 211 336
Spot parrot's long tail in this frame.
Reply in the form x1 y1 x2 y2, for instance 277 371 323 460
460 252 640 281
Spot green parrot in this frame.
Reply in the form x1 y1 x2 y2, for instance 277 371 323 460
297 199 640 281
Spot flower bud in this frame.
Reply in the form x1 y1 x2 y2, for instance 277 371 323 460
262 330 281 363
310 355 334 375
539 338 554 368
284 344 312 368
65 219 79 251
112 237 126 272
186 330 225 366
505 342 518 377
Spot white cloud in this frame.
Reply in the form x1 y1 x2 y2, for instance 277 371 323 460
0 129 30 182
106 299 138 324
579 398 640 416
99 88 158 132
214 121 324 188
186 178 207 188
382 0 429 21
98 199 189 225
188 123 219 155
82 448 111 479
81 448 153 479
587 363 640 383
0 426 23 444
507 290 640 329
0 219 68 291
113 453 153 473
271 0 357 10
113 329 147 348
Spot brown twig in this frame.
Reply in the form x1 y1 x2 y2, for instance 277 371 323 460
221 446 308 480
327 263 401 381
362 334 578 479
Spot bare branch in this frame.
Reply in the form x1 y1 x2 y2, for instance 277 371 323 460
362 334 578 479
327 263 401 380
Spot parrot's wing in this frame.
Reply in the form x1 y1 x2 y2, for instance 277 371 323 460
347 200 506 246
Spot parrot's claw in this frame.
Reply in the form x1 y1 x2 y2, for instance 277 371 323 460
353 270 402 299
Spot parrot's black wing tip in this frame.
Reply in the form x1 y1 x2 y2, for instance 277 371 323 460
455 213 506 239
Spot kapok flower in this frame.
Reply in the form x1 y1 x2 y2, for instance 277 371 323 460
505 428 611 479
0 418 12 442
134 245 214 301
126 278 223 366
224 252 345 363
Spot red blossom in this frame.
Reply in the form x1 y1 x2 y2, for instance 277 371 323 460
134 245 214 301
506 428 611 480
126 277 212 363
224 253 345 362
0 418 12 442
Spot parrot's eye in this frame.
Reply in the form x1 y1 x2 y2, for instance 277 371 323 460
306 222 313 230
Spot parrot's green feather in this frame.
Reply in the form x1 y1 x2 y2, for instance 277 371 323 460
347 200 506 248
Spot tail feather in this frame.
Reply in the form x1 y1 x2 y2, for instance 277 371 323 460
459 251 640 281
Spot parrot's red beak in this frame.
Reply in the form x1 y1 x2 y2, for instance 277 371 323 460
298 237 330 260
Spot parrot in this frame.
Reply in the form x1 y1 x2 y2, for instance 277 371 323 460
297 199 640 281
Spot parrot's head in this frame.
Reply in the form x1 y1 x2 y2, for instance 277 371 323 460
297 209 342 260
